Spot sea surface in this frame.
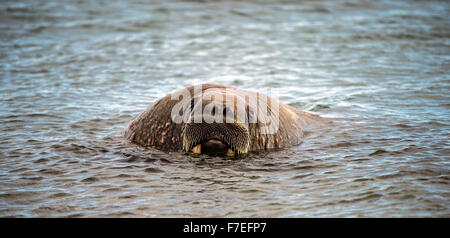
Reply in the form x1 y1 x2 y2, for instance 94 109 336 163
0 0 449 217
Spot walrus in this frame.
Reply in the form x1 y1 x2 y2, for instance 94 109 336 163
123 84 318 157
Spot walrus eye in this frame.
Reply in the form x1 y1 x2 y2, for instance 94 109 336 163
190 98 195 111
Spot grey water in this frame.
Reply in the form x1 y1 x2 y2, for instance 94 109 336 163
0 0 449 217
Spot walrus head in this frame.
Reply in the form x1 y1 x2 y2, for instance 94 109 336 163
181 89 251 157
123 83 316 157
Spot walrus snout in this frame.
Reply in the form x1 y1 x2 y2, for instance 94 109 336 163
182 120 250 156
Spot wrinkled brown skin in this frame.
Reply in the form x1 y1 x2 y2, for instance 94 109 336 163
123 84 319 152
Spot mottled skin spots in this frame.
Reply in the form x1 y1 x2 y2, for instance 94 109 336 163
123 84 319 154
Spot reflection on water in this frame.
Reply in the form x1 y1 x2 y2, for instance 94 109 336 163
0 0 449 217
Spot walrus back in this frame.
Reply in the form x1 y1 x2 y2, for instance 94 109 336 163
247 101 317 151
123 94 185 151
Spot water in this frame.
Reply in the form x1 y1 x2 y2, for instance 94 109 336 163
0 0 449 217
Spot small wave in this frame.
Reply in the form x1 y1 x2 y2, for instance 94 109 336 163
47 192 71 198
81 176 100 183
144 167 164 173
338 193 383 204
327 142 357 148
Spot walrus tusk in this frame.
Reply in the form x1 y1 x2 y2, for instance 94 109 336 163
226 149 235 157
192 144 201 154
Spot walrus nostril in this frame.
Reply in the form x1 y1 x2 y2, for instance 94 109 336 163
201 139 228 155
